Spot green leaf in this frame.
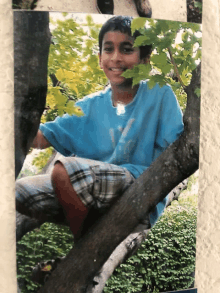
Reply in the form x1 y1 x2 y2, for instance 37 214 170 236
151 52 167 66
148 78 156 89
66 101 84 116
134 35 149 47
131 18 147 34
194 87 201 97
194 1 202 12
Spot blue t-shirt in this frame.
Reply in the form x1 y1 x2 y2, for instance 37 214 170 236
40 80 183 178
40 80 184 225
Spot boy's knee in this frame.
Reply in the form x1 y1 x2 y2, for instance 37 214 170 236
52 162 69 186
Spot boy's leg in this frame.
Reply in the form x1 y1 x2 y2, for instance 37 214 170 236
16 174 66 225
52 162 89 236
52 157 135 236
16 157 134 238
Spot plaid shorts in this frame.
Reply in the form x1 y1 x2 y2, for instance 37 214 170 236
57 157 135 209
16 156 135 218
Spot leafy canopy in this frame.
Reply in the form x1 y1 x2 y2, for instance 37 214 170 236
123 18 202 110
42 14 108 123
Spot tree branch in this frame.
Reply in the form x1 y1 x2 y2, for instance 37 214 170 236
86 179 188 293
167 46 186 89
87 229 149 293
49 73 77 101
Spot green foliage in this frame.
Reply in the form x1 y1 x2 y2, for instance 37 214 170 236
12 0 33 9
123 18 202 112
194 1 203 14
17 223 73 293
185 173 198 193
104 192 197 293
42 14 107 123
17 168 36 179
31 147 54 173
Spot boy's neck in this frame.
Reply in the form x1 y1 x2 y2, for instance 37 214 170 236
111 83 140 107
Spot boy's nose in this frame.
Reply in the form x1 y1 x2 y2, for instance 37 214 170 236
111 50 122 61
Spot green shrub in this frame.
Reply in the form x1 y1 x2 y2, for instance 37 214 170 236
17 223 73 293
104 194 197 293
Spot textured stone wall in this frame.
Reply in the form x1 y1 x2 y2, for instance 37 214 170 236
195 0 220 292
0 1 16 293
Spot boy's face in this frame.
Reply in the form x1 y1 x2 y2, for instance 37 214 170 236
99 31 145 87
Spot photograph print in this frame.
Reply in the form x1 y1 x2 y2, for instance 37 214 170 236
14 11 201 293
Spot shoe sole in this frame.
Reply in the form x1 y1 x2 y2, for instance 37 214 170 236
96 2 114 14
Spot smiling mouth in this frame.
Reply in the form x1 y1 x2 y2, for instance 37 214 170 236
110 68 126 72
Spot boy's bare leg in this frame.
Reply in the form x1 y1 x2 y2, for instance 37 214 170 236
52 162 89 236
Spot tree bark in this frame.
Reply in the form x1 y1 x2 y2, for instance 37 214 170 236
36 64 200 293
14 11 51 178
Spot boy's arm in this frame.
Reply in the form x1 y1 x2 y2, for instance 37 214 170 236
31 130 51 149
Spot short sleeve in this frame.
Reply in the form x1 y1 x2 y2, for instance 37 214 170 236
39 99 89 156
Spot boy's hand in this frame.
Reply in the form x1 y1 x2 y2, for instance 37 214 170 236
32 130 51 149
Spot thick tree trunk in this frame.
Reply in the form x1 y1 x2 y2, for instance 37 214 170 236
14 11 51 178
37 64 200 293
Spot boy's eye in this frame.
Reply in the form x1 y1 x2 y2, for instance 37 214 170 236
103 47 113 53
122 47 134 53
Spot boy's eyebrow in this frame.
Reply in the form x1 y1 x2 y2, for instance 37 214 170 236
103 41 134 46
121 42 133 46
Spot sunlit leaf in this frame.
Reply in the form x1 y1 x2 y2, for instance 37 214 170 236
131 17 147 34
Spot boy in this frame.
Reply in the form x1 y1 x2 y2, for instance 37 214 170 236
16 16 184 238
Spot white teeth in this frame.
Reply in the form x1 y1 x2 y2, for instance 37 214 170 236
111 68 125 72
